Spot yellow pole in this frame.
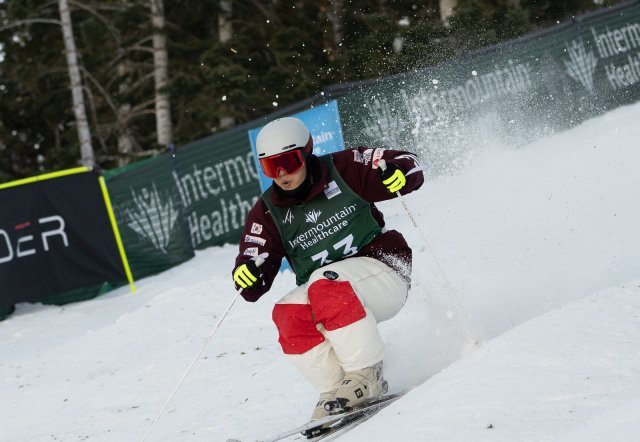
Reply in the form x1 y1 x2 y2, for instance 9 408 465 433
0 167 90 190
98 176 136 293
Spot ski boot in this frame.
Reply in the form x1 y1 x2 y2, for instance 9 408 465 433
326 361 388 412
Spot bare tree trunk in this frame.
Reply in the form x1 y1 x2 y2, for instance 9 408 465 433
219 0 234 130
150 0 172 147
58 0 95 167
439 0 457 22
327 0 344 50
117 102 135 166
219 0 233 42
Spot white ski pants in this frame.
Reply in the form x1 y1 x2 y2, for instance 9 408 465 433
272 257 408 393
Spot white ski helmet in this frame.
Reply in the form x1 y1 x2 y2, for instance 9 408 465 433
256 117 313 160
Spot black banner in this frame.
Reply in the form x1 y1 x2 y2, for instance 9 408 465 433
0 170 127 307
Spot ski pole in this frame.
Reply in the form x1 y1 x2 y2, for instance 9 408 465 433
379 159 444 273
379 160 473 338
141 257 264 442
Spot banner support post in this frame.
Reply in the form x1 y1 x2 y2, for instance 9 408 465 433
98 175 136 294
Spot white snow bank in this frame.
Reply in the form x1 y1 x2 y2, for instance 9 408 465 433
0 101 639 441
342 281 640 441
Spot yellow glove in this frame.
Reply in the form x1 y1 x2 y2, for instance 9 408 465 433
377 162 407 193
233 260 261 290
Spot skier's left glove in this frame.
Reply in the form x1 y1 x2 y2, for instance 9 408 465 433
233 260 262 291
377 161 407 193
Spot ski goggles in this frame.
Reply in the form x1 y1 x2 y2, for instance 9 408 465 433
259 149 306 178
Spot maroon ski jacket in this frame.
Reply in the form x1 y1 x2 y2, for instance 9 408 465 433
233 147 424 302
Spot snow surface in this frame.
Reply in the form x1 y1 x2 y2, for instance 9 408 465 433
1 101 640 442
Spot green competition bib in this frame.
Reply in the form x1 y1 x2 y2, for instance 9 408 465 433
263 156 382 285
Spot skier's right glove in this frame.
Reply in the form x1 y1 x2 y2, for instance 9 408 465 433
377 161 407 193
233 260 262 290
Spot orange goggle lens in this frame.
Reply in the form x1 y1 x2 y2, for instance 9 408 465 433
259 149 305 178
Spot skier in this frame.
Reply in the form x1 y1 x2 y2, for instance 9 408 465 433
232 117 424 420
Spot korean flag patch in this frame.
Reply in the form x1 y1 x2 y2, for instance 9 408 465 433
250 223 263 234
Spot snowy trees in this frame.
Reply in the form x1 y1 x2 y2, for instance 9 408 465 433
0 0 177 173
0 0 621 181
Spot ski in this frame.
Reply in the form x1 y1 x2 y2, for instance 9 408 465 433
260 391 406 442
305 393 404 440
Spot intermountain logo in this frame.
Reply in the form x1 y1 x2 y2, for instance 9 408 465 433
305 209 322 224
287 204 357 251
589 23 640 91
564 38 598 94
124 183 179 254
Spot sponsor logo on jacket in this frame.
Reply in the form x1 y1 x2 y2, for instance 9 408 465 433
284 208 294 224
305 209 322 224
244 235 266 246
288 205 357 250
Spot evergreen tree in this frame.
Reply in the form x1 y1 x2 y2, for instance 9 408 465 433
167 0 329 143
0 0 628 181
448 0 532 53
521 0 620 27
0 0 77 178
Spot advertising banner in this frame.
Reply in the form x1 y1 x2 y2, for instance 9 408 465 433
337 3 640 178
0 169 129 308
174 128 262 250
105 153 195 280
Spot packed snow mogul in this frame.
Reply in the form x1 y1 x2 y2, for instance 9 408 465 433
231 117 424 420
